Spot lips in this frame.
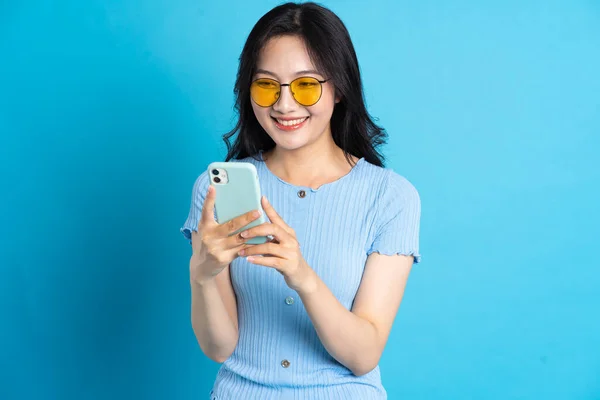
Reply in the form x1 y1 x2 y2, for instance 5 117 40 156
272 116 309 131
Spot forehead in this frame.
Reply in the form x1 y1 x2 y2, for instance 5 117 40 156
256 35 319 78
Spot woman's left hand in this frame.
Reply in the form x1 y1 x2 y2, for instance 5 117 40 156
238 196 316 294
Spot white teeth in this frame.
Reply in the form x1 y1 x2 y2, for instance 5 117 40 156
275 117 308 126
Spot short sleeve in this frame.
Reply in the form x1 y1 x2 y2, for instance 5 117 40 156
180 171 211 244
367 170 422 263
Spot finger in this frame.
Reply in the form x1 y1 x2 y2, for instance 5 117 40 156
216 209 263 237
240 222 292 245
239 242 287 258
225 245 247 261
206 245 246 266
200 185 217 228
261 196 293 235
246 254 283 270
222 231 257 250
223 229 277 251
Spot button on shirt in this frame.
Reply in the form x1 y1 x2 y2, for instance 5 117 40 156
181 151 421 400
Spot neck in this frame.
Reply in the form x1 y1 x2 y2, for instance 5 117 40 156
263 133 358 188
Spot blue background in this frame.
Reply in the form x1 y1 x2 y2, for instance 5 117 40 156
1 1 599 399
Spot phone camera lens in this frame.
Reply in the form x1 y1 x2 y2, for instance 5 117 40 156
212 169 219 175
214 177 221 183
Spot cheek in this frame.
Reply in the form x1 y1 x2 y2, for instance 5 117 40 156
251 103 271 125
308 90 336 119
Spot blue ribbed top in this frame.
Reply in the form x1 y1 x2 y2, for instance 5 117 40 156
181 152 421 399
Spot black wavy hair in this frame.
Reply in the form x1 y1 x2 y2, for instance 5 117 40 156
223 2 388 167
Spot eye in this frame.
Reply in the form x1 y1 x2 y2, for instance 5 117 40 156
294 78 320 88
255 80 278 89
297 81 317 88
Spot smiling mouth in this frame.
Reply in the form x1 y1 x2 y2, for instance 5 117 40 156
271 117 309 130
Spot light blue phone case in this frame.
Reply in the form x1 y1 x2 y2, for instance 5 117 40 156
207 162 268 245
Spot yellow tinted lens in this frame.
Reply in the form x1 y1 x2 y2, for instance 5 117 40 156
290 77 322 106
251 79 280 107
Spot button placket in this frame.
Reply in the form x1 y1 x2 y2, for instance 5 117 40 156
277 187 308 375
290 186 310 231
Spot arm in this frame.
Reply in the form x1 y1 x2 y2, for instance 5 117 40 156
241 184 419 376
298 253 413 376
185 175 259 363
190 261 239 363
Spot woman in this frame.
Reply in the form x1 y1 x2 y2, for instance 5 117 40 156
181 2 421 399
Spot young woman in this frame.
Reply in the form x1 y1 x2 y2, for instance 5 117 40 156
181 2 421 399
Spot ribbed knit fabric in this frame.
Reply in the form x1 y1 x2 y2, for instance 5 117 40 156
181 151 421 400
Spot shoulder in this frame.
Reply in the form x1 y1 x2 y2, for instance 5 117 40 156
384 169 420 206
359 160 420 204
191 169 210 197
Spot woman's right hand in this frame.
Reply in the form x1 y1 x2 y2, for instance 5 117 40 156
189 185 263 285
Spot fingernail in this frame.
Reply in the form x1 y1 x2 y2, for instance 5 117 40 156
253 210 261 217
238 249 245 256
240 230 248 237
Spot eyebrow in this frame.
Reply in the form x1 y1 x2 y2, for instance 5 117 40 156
255 69 323 78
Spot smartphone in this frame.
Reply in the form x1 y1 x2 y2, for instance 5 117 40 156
207 161 269 245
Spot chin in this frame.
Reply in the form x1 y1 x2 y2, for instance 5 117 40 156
265 124 309 148
269 136 310 151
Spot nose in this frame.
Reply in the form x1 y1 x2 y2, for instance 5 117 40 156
272 84 297 113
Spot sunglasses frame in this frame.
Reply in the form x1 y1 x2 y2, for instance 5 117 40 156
250 76 330 108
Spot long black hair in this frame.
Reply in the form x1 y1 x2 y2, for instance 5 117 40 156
223 2 388 167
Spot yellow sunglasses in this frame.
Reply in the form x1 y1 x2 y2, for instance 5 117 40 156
250 76 330 107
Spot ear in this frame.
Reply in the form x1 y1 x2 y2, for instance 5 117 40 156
332 86 342 104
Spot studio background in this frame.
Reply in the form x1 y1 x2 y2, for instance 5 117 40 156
1 1 598 399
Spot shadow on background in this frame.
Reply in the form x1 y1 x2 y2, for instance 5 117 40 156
0 4 220 398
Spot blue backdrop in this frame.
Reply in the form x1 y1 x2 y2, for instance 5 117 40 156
1 1 599 399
